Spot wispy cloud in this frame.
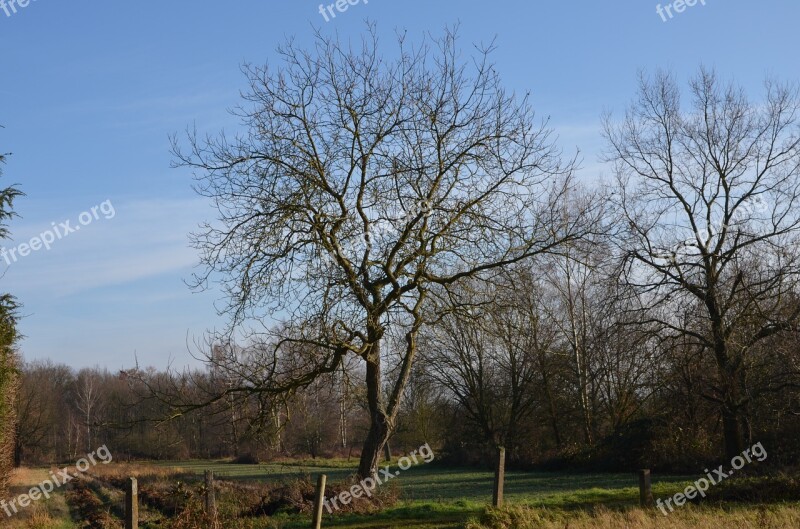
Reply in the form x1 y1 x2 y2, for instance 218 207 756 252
3 196 208 297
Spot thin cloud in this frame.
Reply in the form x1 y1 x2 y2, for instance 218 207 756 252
3 197 208 297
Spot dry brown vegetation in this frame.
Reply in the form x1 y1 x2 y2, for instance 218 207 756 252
10 462 398 528
467 505 800 529
4 463 800 528
0 468 71 528
89 464 186 483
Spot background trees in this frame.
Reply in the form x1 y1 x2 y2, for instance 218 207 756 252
422 270 551 464
604 69 800 461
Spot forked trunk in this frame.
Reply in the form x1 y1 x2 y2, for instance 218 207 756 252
357 339 393 478
358 412 390 478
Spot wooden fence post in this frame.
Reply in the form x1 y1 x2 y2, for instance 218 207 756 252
205 470 217 518
312 474 327 529
638 469 654 508
125 477 138 529
493 447 506 508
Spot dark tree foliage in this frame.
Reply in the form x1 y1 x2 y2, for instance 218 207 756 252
0 145 22 493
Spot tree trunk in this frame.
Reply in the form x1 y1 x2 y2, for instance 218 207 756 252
339 363 348 450
13 440 21 468
709 300 745 461
722 406 744 460
721 365 746 459
357 340 391 478
358 410 390 478
537 350 562 449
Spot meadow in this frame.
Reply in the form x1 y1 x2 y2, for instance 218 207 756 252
1 458 798 528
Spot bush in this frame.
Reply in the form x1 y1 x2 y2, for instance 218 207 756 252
231 453 260 465
699 474 800 504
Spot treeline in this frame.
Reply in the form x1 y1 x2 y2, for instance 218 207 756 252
18 255 800 473
16 358 365 464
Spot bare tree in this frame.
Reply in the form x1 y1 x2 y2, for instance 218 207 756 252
74 370 104 453
15 361 73 465
544 247 601 445
422 270 556 461
172 26 600 477
604 68 800 460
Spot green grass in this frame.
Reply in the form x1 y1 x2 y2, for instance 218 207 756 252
155 459 693 507
13 458 800 528
147 458 701 528
155 458 356 482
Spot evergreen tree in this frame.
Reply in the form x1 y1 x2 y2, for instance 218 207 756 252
0 146 22 494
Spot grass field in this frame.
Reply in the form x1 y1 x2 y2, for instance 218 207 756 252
1 458 798 528
155 459 695 508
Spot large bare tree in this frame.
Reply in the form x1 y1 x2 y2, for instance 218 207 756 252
605 69 800 460
173 26 600 477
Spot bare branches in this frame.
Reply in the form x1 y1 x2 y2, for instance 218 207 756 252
174 24 598 333
605 68 800 459
606 69 800 314
170 24 602 476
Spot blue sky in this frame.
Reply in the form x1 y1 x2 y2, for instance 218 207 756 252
1 0 798 370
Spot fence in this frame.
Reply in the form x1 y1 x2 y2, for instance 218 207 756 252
119 452 654 528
